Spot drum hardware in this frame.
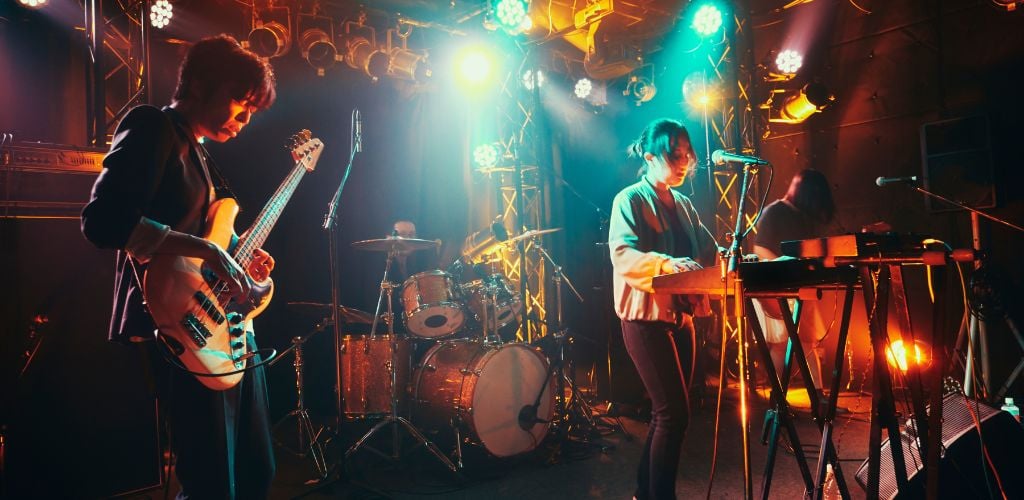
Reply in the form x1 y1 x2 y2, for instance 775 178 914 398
530 240 622 452
345 240 457 473
286 301 377 324
269 329 330 481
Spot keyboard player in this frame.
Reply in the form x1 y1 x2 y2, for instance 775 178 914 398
751 168 837 396
609 118 718 500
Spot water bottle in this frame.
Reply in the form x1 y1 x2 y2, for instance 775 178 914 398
822 463 840 500
1001 397 1021 424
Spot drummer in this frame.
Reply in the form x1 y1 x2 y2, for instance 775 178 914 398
390 219 439 284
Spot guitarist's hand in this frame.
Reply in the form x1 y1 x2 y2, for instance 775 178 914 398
247 248 275 283
205 242 252 303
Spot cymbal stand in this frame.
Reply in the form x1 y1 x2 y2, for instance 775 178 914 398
272 334 329 480
346 247 457 473
533 241 608 443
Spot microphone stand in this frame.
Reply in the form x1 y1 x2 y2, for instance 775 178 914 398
322 110 359 447
901 183 1024 399
725 162 758 499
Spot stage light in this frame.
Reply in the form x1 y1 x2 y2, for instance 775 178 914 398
775 49 803 75
494 0 529 31
772 82 834 124
455 46 495 88
682 71 721 111
149 0 173 29
692 4 723 36
625 75 656 106
388 48 431 82
345 36 389 81
248 21 291 59
886 339 931 373
17 0 48 8
574 78 593 99
299 29 337 76
473 143 499 168
522 69 544 90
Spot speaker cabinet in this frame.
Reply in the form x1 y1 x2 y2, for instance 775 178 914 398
855 393 1024 499
1 218 162 498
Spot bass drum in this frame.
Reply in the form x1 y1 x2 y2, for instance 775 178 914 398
412 340 553 458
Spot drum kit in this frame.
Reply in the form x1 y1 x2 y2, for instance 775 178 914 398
281 227 571 472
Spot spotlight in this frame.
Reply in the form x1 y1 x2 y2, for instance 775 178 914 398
771 82 834 124
574 78 593 99
691 4 723 36
388 48 431 82
473 143 499 169
885 339 931 373
522 69 544 90
248 20 291 59
455 45 496 89
298 29 337 76
775 49 803 75
494 0 529 32
345 36 389 81
17 0 48 8
625 75 656 106
682 71 720 111
149 0 173 29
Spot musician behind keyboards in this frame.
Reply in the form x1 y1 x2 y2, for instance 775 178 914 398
608 118 719 500
750 168 838 398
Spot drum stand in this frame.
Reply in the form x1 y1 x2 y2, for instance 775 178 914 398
532 242 616 451
345 247 457 473
272 334 329 480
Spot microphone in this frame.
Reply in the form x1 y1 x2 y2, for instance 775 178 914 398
354 109 362 153
518 404 549 430
711 150 769 166
875 175 918 187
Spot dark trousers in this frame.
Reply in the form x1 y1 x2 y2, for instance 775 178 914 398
145 332 275 500
621 319 694 500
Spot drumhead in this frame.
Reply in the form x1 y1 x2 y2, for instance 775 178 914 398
470 343 553 457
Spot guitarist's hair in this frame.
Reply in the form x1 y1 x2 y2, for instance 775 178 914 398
173 34 276 110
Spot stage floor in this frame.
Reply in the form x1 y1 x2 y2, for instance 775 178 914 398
262 385 874 499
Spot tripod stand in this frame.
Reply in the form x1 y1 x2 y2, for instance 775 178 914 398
344 244 456 472
530 240 618 453
271 334 329 480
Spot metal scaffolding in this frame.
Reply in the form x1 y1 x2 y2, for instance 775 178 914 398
705 5 761 246
475 58 553 343
85 0 152 147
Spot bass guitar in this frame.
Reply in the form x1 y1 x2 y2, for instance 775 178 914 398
144 130 323 390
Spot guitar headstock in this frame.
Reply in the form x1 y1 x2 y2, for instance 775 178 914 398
288 129 323 172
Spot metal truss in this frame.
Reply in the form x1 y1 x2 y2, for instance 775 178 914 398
475 59 551 343
705 5 762 247
86 0 153 146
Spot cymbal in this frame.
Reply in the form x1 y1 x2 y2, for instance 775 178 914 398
287 301 376 323
351 237 439 253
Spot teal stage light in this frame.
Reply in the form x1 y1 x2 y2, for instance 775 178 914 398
691 4 723 37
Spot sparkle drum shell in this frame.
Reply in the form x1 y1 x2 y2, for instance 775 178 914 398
401 271 465 338
340 335 411 416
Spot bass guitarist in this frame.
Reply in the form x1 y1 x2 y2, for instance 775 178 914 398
82 35 277 498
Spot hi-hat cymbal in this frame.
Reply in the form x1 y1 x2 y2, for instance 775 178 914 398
287 301 376 323
351 237 439 253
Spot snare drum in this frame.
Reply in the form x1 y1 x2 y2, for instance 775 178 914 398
340 335 411 416
401 270 466 338
461 273 522 330
412 340 553 457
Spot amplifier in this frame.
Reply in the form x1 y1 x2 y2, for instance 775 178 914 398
0 143 105 219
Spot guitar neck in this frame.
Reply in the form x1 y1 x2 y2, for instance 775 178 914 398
233 159 308 267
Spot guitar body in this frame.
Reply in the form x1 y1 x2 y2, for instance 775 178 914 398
144 198 274 391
